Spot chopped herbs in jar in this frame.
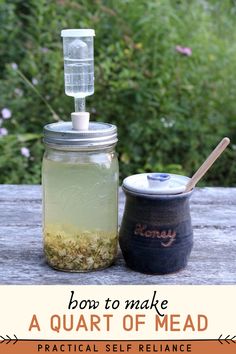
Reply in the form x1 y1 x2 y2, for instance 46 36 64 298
44 225 118 271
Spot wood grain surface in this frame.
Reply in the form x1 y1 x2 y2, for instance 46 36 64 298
0 185 235 284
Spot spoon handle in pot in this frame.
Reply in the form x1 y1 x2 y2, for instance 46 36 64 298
185 137 230 192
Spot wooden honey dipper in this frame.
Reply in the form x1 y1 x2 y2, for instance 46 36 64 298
185 137 230 192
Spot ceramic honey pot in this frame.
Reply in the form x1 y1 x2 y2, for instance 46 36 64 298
119 173 193 274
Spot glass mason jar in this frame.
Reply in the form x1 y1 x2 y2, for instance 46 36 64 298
42 122 118 272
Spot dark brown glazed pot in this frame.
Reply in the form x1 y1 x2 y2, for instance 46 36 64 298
119 187 193 274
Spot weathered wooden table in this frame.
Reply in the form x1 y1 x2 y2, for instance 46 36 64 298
0 185 235 284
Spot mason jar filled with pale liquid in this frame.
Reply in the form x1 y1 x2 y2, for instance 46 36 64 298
42 121 118 272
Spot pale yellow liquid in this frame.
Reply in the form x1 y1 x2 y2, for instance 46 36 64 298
42 152 118 271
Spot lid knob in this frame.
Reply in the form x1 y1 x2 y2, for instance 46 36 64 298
147 173 170 189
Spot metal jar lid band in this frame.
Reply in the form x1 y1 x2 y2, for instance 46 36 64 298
43 121 117 150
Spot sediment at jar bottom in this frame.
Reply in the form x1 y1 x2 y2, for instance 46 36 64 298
44 225 118 271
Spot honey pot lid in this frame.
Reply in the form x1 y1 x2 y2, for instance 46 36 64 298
122 173 190 195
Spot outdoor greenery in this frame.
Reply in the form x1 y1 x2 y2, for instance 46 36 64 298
0 0 236 185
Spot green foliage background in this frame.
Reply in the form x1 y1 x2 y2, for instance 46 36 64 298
0 0 235 185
